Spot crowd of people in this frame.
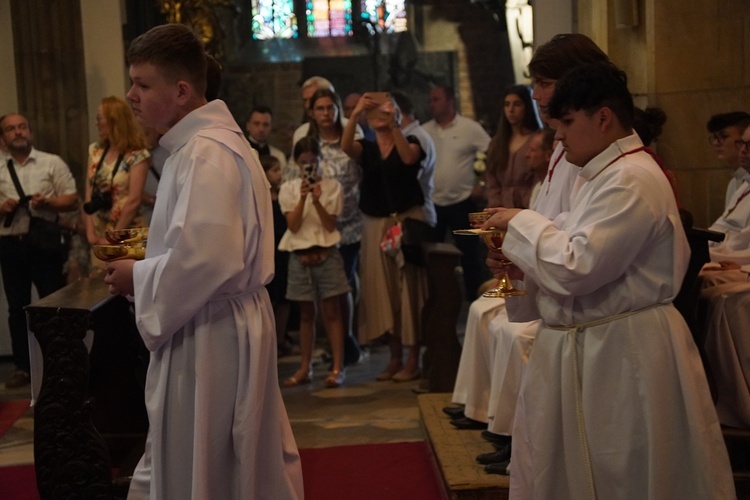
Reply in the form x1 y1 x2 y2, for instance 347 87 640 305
1 23 745 499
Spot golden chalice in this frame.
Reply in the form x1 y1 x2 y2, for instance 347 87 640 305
454 212 526 298
478 229 525 298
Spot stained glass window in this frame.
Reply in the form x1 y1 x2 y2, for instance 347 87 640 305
306 0 353 37
252 0 298 39
249 0 407 39
360 0 407 34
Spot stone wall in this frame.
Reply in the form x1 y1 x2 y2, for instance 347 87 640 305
579 0 750 227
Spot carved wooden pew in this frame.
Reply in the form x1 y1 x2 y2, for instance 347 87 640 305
27 278 148 499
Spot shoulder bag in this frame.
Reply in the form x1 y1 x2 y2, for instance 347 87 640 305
5 158 65 252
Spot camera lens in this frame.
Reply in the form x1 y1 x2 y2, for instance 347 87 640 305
83 192 112 214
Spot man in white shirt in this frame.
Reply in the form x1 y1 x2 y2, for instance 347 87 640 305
245 105 291 180
423 85 491 297
0 113 78 389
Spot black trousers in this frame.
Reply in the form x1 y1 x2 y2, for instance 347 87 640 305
435 198 491 299
0 235 66 372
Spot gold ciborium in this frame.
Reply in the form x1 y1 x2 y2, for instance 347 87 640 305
93 227 149 262
91 243 146 262
468 211 491 228
105 227 149 244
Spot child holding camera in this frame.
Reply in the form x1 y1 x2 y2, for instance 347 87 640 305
278 136 350 388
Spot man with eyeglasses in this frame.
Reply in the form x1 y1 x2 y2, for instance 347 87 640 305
706 111 750 210
709 121 750 242
703 122 750 284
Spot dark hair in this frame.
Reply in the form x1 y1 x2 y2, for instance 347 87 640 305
306 88 344 139
293 136 321 161
633 106 667 146
259 154 280 172
706 111 750 134
548 62 634 130
487 85 541 176
127 24 208 97
205 53 222 101
249 105 273 119
528 33 609 81
391 91 414 116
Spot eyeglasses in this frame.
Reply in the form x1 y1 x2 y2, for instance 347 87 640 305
708 131 730 145
735 140 750 150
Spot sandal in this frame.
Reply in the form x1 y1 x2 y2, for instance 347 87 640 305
282 370 312 388
324 370 345 388
376 361 404 381
392 368 420 382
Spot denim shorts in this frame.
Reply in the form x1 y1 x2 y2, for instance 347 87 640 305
286 246 351 302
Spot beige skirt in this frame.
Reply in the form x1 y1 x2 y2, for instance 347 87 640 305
357 205 428 347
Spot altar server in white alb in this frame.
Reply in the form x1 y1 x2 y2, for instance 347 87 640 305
105 24 303 499
483 62 735 499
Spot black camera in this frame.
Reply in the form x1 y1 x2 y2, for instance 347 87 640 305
2 195 32 227
83 191 112 214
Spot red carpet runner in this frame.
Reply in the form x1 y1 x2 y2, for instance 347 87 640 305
0 441 443 499
0 400 30 438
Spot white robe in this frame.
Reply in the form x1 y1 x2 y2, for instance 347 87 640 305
504 133 734 500
709 179 750 241
702 281 750 428
127 100 303 500
451 143 578 423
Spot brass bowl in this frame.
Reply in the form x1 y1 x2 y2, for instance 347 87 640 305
92 244 146 262
105 227 149 244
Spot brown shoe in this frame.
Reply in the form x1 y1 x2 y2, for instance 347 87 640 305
5 370 30 389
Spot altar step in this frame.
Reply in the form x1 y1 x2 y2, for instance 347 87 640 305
418 393 509 499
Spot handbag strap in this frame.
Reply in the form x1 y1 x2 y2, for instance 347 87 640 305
6 158 27 199
4 158 27 227
4 158 60 228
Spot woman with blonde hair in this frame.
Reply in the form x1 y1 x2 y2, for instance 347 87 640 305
84 95 150 271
